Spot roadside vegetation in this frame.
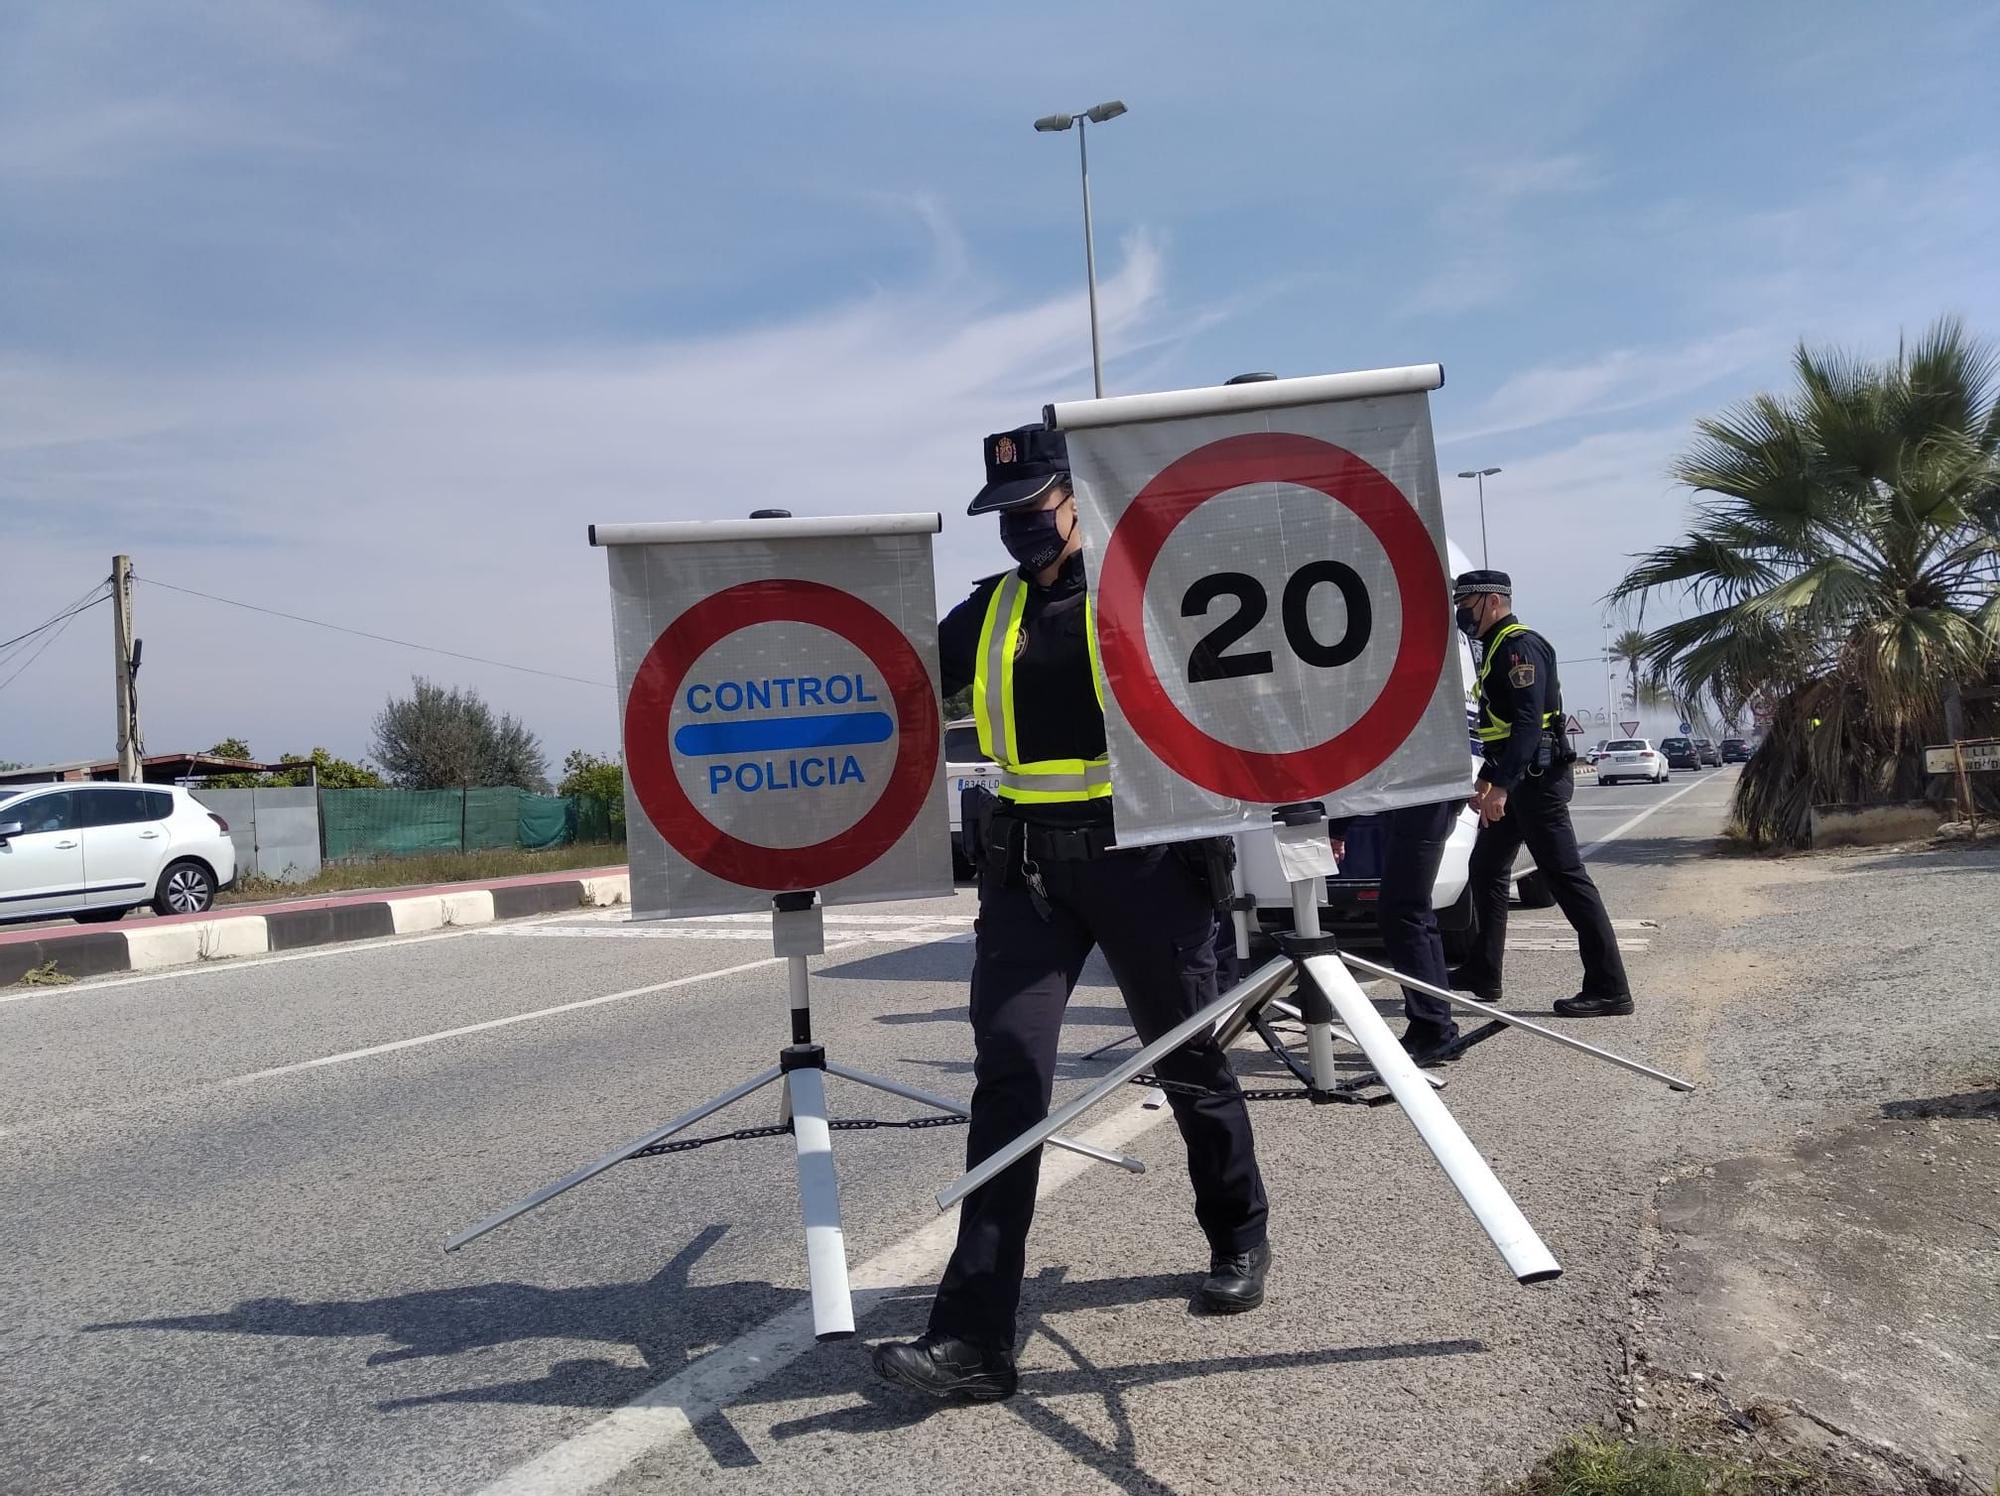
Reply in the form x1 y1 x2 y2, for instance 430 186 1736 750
1613 317 2000 849
218 842 623 903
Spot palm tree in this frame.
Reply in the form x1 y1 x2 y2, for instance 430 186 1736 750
1609 629 1650 711
1611 317 2000 847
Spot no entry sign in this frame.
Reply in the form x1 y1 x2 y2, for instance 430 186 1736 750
1054 367 1472 845
596 516 951 919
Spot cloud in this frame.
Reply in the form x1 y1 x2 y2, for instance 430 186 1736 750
1442 330 1767 444
0 235 1170 763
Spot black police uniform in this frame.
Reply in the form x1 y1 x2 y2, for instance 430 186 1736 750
920 441 1268 1357
1456 587 1630 1005
1340 800 1463 1050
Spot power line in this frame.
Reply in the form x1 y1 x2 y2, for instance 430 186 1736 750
0 593 102 698
137 576 613 689
0 581 111 656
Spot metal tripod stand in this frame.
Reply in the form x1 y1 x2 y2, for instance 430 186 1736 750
446 890 1145 1340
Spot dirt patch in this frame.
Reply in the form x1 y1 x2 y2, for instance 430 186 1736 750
1627 1100 2000 1493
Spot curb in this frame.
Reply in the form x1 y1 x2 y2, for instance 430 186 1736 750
1 871 632 987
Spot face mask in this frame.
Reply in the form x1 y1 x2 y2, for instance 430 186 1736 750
1000 504 1071 572
1454 602 1481 638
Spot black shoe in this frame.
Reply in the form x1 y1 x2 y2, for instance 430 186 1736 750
1446 965 1503 1004
1401 1023 1462 1065
872 1332 1018 1402
1198 1242 1271 1313
1553 992 1635 1017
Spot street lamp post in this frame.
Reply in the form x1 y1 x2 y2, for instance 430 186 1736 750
1035 100 1127 398
1455 467 1501 568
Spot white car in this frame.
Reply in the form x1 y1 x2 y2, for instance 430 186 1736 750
1595 738 1670 786
943 717 1002 877
0 782 238 924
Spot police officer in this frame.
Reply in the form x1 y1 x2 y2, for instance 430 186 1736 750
1326 800 1464 1059
1447 570 1634 1017
873 424 1271 1403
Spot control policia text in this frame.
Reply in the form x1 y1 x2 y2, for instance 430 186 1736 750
675 672 886 797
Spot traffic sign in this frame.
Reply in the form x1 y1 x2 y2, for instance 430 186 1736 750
1058 366 1468 845
597 516 950 919
1619 719 1641 736
1678 719 1693 735
1925 740 2000 774
1564 714 1584 737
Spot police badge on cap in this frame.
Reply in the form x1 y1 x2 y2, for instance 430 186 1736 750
969 425 1070 516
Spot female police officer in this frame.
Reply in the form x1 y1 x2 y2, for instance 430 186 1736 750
873 424 1271 1402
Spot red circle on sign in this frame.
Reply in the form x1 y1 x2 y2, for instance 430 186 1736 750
624 579 940 891
1094 431 1449 804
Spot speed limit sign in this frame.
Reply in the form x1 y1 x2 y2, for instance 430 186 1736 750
1054 366 1472 845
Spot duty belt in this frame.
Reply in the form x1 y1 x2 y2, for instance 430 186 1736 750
995 814 1121 862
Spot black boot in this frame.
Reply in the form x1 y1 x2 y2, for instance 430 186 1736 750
872 1332 1018 1401
1553 992 1634 1017
1198 1242 1271 1313
1446 965 1502 1004
1401 1022 1461 1066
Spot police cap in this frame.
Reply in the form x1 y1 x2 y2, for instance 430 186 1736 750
968 424 1070 516
1452 569 1513 599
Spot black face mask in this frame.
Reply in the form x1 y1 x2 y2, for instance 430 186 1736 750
1454 602 1482 638
1000 504 1071 573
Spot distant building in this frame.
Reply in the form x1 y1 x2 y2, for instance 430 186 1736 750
0 752 294 787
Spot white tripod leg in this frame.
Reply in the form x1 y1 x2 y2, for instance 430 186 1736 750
783 1065 855 1339
1299 953 1560 1283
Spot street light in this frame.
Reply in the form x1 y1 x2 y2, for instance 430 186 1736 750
1455 466 1501 568
1034 99 1128 398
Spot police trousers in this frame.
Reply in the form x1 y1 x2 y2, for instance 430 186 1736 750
928 841 1269 1350
1464 766 1630 998
1378 798 1461 1035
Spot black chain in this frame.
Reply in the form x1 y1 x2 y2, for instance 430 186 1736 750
629 1113 970 1159
1130 1073 1393 1107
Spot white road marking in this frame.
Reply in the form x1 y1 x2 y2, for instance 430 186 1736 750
0 924 491 1005
471 1096 1170 1496
221 933 959 1087
484 924 970 943
1580 774 1717 859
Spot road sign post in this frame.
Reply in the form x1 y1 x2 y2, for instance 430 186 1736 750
445 513 1145 1338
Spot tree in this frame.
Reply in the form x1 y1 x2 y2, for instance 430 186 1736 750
278 747 384 789
371 678 549 792
1611 317 2000 846
558 749 625 841
199 739 384 789
942 685 973 722
1608 630 1651 712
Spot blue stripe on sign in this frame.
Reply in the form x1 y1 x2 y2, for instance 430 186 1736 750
674 711 894 757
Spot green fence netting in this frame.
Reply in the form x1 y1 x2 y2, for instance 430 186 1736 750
319 788 624 861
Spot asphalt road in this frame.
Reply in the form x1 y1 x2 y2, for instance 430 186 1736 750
6 771 1746 1495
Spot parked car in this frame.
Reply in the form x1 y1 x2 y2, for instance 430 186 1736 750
0 782 236 924
1659 736 1702 771
943 717 1001 879
1719 736 1752 763
1595 739 1670 785
1694 737 1722 767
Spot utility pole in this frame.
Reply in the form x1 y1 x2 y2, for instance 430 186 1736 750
112 555 141 781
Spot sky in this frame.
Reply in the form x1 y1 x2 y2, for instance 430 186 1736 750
4 0 1997 769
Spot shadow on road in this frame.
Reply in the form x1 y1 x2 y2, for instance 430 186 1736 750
85 1231 1483 1485
759 1264 1485 1496
1582 834 1721 867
